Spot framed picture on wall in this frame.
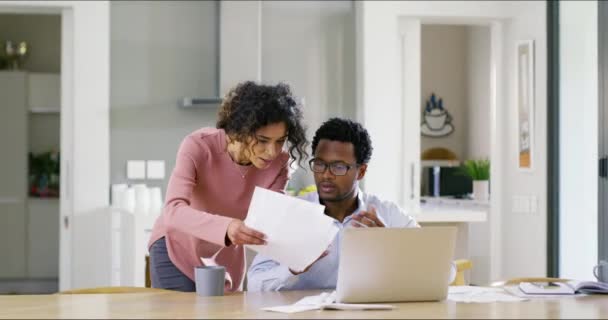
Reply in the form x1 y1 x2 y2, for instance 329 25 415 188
516 40 535 171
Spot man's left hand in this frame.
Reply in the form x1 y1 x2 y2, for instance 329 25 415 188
351 206 385 228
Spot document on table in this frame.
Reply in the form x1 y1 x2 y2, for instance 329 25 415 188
244 187 340 272
262 291 396 313
447 286 527 303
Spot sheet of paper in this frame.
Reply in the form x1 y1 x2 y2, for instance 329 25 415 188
244 187 339 271
262 291 395 313
503 285 586 299
447 286 527 303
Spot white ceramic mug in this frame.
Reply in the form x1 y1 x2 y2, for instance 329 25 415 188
593 260 608 283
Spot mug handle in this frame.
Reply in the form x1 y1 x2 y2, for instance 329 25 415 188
594 265 599 280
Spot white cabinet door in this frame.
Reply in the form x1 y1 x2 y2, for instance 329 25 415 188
0 71 28 278
0 202 27 278
27 199 60 278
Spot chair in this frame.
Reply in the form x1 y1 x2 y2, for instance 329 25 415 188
58 287 169 294
421 147 458 161
59 256 160 294
450 259 473 286
145 255 151 288
490 277 571 287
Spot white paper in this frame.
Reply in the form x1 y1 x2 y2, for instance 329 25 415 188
447 286 527 303
503 285 586 299
244 187 339 271
262 291 395 313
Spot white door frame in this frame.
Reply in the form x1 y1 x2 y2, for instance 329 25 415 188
0 1 110 291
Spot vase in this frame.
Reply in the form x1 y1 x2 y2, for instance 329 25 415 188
473 180 489 201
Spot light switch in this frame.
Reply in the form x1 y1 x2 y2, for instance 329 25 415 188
521 197 530 213
529 195 538 214
512 195 521 213
147 160 165 180
127 160 146 179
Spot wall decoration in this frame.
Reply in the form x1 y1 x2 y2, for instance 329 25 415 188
516 40 534 171
421 92 454 138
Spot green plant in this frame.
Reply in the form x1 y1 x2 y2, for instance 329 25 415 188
29 150 60 197
458 159 490 181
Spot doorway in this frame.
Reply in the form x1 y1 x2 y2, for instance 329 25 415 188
0 2 111 292
0 13 61 294
398 17 503 284
418 24 493 286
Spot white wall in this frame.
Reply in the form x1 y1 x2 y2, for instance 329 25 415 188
110 1 219 191
262 1 356 190
499 1 548 280
559 0 598 280
421 25 468 160
466 26 491 160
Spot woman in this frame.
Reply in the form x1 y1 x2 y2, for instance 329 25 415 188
148 81 308 292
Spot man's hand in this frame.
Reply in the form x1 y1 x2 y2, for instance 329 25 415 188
225 220 267 246
351 206 385 228
289 249 330 275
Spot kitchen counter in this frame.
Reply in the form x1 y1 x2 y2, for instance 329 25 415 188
414 196 488 223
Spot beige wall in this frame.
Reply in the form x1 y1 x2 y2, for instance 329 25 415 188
465 26 491 161
0 14 60 155
0 14 61 73
421 25 468 160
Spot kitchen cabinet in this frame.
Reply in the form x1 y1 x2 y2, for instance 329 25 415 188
27 198 59 278
0 71 28 279
0 71 60 281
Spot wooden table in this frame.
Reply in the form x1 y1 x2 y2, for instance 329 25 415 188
1 290 607 319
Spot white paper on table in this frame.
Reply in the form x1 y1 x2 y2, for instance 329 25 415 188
244 187 339 272
447 286 527 303
262 291 395 313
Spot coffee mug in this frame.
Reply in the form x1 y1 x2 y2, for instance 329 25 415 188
194 266 225 297
593 260 608 283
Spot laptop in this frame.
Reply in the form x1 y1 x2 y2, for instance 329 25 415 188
335 226 457 303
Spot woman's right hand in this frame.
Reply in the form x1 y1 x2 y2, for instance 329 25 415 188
226 219 267 246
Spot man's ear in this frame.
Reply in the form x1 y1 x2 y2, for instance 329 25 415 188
357 164 368 180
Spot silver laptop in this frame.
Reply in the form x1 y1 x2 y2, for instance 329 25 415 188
335 226 457 303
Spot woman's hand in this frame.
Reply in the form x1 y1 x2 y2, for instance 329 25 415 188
225 220 267 246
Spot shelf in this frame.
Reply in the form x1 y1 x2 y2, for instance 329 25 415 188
29 107 60 114
421 160 460 167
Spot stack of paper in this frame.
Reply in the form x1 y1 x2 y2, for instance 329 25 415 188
244 187 339 272
447 286 527 303
262 291 396 313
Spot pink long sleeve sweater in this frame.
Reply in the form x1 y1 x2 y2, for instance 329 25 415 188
148 127 290 291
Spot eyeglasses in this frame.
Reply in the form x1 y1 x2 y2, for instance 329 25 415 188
309 159 358 176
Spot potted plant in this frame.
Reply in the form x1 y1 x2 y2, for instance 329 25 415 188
459 159 490 201
29 150 60 198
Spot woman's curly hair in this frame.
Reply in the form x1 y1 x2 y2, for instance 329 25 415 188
217 81 308 167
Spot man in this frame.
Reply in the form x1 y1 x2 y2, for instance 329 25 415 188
247 118 453 291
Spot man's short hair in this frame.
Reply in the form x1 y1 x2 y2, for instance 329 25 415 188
311 118 373 164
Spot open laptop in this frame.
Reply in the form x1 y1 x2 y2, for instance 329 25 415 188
335 226 457 303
